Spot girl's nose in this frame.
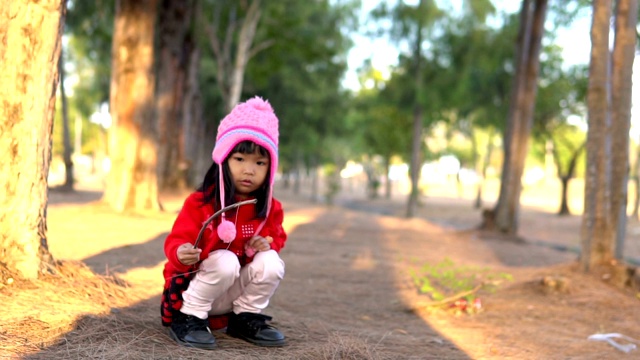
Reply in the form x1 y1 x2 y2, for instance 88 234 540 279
243 165 255 175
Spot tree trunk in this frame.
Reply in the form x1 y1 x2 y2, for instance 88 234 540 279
470 127 480 204
490 0 547 235
228 0 261 110
610 0 638 259
156 0 195 191
580 0 614 271
294 150 303 196
206 0 265 113
558 177 571 215
406 0 425 219
103 0 161 212
182 42 205 189
489 0 531 233
384 155 392 199
0 0 66 279
59 48 74 191
475 129 495 209
633 142 640 218
554 140 584 216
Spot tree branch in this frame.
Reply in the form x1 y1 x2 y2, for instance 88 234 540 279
412 283 484 309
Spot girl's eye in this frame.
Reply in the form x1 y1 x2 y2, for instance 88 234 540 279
257 160 269 166
233 156 244 162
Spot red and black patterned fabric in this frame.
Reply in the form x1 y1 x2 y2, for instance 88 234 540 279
160 191 287 328
161 272 192 327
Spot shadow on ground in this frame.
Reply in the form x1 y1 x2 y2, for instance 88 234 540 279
25 204 472 359
81 233 169 275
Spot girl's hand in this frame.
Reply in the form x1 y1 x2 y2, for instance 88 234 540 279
247 236 273 254
177 243 202 265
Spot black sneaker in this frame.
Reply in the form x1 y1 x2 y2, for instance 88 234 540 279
169 312 216 349
226 312 286 347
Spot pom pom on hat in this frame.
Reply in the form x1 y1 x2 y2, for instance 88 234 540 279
217 220 236 243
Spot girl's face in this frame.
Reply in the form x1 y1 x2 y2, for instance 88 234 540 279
227 149 270 197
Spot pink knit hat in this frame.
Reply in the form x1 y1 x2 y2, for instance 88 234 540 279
211 96 279 243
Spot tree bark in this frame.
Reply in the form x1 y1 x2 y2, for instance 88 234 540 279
580 0 614 271
406 0 425 219
103 0 161 212
0 0 66 279
182 42 206 189
384 155 392 199
610 0 638 259
490 0 547 235
59 48 74 191
228 0 261 110
554 140 584 216
206 0 265 113
156 0 195 191
633 142 640 218
475 130 495 209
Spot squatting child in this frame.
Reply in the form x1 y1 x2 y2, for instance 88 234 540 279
160 96 287 349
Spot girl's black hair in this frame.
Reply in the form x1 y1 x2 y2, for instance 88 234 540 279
198 141 271 218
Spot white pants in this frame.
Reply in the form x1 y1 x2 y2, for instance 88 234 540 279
180 249 285 320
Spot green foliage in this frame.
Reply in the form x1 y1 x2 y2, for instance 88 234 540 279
52 95 103 157
370 0 445 44
409 258 513 313
530 57 588 177
435 11 519 131
65 0 114 116
243 0 358 172
547 0 591 29
59 0 115 157
348 61 413 163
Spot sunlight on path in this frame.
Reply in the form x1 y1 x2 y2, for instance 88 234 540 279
377 215 511 359
282 206 325 234
120 264 165 298
47 204 176 262
46 198 325 301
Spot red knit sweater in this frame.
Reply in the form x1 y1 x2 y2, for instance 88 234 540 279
160 191 287 327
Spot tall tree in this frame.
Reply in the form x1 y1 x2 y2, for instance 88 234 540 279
532 60 589 216
405 0 427 218
437 10 517 209
610 0 638 259
0 0 66 279
155 0 196 190
581 0 638 271
58 47 74 191
204 0 267 113
371 0 444 218
245 0 356 199
581 0 614 270
483 0 548 235
352 62 412 199
102 0 161 212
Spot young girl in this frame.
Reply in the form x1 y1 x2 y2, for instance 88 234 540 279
161 97 287 349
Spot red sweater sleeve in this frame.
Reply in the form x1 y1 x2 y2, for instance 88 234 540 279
164 192 207 273
264 198 287 252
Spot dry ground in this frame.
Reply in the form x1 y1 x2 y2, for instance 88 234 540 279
2 180 640 359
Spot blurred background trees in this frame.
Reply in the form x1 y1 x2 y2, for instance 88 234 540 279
5 0 635 277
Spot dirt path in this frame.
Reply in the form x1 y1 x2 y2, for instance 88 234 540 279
20 186 640 359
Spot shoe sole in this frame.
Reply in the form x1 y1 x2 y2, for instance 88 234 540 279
227 332 286 347
169 328 216 350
